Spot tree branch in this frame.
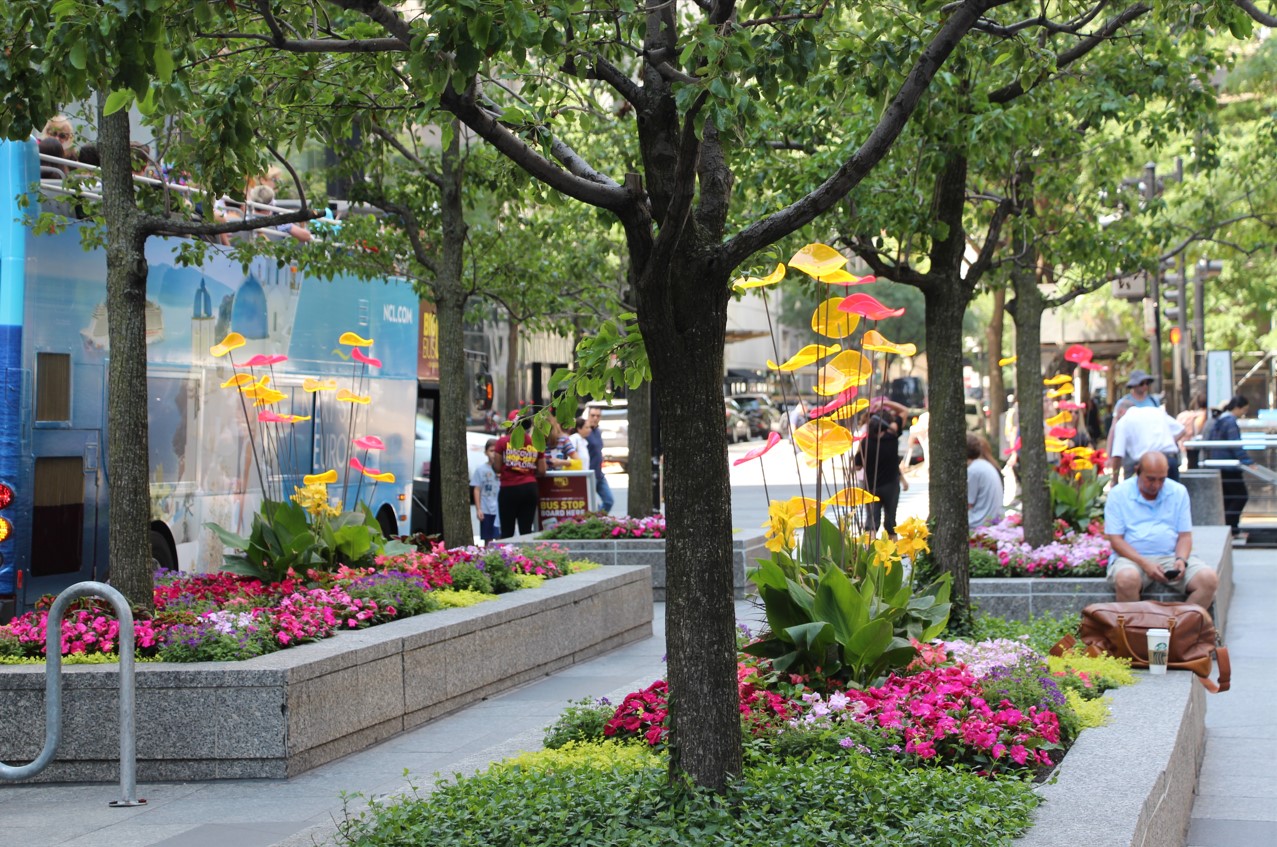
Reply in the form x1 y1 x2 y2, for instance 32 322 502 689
1235 0 1277 27
967 197 1016 281
370 125 445 188
987 3 1152 104
721 0 1008 271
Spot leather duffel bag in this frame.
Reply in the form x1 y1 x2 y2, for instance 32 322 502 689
1070 601 1230 693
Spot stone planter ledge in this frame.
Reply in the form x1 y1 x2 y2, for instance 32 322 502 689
0 564 653 782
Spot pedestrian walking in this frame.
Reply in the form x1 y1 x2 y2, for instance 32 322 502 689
1207 395 1253 542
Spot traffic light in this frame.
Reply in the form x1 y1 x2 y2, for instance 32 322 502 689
474 372 494 411
1161 273 1183 322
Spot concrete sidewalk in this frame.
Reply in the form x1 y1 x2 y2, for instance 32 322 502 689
1186 546 1277 847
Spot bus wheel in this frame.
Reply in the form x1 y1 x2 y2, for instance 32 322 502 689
376 506 398 540
150 529 177 572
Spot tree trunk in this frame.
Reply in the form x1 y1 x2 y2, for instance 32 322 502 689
986 286 1006 449
638 256 741 791
923 280 972 619
98 102 154 610
1010 258 1052 548
433 126 473 548
626 379 654 515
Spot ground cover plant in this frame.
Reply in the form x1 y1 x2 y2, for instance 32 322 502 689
0 542 585 663
538 514 667 540
970 514 1110 577
336 623 1134 847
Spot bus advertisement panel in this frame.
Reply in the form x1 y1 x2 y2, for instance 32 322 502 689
0 139 416 612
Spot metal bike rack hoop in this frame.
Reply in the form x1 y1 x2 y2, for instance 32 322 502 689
0 581 146 806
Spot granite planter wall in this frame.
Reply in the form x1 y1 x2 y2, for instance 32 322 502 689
972 526 1234 635
0 565 653 782
1016 670 1206 846
507 531 765 601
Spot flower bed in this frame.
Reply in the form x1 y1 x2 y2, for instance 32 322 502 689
970 515 1110 578
336 634 1136 846
538 514 666 540
0 543 577 663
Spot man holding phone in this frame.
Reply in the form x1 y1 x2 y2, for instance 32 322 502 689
1104 451 1218 609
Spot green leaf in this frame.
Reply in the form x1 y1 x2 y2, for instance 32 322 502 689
69 41 87 71
103 89 133 115
154 45 174 83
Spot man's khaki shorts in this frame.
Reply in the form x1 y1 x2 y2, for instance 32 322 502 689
1106 553 1210 592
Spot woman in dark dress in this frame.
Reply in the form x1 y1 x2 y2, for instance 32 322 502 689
857 415 903 537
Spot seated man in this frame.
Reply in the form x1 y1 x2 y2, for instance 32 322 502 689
1104 451 1218 609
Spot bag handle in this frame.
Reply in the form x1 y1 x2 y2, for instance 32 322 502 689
1196 647 1231 693
1113 615 1148 667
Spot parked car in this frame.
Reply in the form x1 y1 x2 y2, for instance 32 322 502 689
585 399 629 472
414 413 494 483
729 393 785 439
725 397 751 443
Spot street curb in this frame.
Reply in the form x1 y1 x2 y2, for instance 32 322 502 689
1016 671 1206 846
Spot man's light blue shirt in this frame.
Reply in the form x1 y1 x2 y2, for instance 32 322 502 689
1104 476 1191 559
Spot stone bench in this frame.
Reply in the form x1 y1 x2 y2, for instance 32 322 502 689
972 525 1234 635
506 531 764 601
0 565 653 782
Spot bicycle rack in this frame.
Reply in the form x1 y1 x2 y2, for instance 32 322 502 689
0 581 146 806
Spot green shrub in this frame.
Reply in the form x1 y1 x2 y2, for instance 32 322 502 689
969 611 1078 654
433 589 495 609
1065 690 1112 730
499 740 659 772
543 698 616 749
969 547 1002 578
347 579 442 621
336 748 1038 847
477 550 523 593
447 561 493 594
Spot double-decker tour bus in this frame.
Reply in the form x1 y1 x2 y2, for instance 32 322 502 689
0 138 418 619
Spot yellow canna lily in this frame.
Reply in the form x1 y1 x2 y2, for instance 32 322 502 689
762 496 819 552
793 418 856 462
1065 446 1095 458
303 377 338 392
1046 384 1074 399
1043 374 1073 385
861 329 918 357
362 469 396 483
788 243 847 279
998 356 1017 366
338 331 374 346
811 297 860 338
337 388 372 404
872 535 897 571
220 373 254 389
767 343 841 372
816 268 857 284
829 398 871 421
814 350 873 395
1045 437 1070 453
1044 411 1073 426
821 487 879 510
304 469 338 485
210 332 246 358
896 516 930 541
731 263 786 290
1072 458 1094 470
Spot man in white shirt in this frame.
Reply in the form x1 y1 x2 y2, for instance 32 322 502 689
1107 405 1186 482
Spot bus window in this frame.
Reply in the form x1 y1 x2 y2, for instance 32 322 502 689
31 457 83 576
35 352 71 422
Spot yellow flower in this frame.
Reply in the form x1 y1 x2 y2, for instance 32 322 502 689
304 469 338 485
210 332 246 357
872 535 897 571
762 496 820 552
821 487 879 510
290 482 341 518
1044 410 1073 426
814 350 872 395
998 355 1017 366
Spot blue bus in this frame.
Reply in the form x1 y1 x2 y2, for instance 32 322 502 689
0 139 418 618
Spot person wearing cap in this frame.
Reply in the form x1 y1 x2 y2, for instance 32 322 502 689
1106 368 1159 460
1107 404 1187 482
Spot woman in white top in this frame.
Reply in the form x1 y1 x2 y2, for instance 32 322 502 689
569 417 591 465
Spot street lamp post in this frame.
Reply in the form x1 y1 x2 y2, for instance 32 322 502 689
1145 162 1163 395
